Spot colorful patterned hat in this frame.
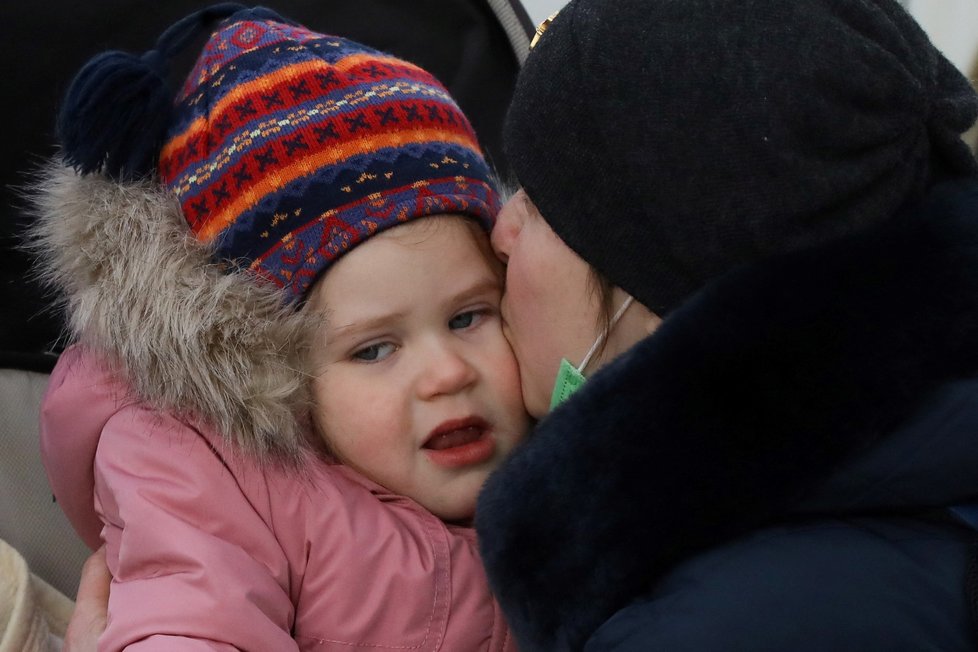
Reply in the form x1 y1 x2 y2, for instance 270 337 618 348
59 5 499 302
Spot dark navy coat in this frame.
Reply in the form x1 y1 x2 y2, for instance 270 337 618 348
476 181 978 651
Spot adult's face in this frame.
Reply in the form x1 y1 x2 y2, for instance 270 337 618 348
491 189 658 418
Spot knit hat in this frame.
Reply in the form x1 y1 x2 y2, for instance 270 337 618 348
58 4 499 302
506 0 978 315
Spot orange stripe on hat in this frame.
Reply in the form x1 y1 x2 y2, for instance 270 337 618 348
161 53 429 163
193 126 482 242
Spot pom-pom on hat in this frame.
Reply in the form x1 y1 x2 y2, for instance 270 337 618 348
506 0 978 316
58 4 499 302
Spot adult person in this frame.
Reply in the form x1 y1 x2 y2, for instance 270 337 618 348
475 0 978 650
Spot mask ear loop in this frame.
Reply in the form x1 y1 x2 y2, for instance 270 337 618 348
577 296 634 374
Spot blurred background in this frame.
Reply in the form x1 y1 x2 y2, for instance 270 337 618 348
904 0 978 74
521 0 564 24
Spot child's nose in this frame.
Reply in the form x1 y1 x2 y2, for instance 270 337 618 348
416 341 478 399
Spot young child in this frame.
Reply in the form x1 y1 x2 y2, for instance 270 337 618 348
33 5 528 650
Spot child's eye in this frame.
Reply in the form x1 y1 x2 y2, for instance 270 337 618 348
449 310 484 330
352 342 397 362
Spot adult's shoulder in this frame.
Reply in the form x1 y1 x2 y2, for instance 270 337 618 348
585 517 977 651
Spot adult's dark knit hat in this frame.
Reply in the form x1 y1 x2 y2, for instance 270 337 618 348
506 0 978 315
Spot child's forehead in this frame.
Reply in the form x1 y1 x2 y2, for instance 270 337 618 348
307 214 500 312
377 214 490 244
377 215 502 282
348 214 497 275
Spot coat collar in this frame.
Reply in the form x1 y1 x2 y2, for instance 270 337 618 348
477 179 978 651
29 164 316 464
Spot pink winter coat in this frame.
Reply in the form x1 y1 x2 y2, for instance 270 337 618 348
41 345 516 651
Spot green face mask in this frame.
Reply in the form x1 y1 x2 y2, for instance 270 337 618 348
549 358 587 410
548 296 634 410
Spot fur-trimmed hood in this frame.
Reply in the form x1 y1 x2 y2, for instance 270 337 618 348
476 180 978 651
29 164 316 463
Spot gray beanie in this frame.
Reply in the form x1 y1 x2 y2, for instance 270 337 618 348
505 0 978 315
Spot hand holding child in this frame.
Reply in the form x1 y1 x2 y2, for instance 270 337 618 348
63 547 109 652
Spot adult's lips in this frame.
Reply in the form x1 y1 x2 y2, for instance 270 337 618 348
423 416 495 468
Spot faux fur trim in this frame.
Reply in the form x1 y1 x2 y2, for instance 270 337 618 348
28 164 315 464
476 180 978 651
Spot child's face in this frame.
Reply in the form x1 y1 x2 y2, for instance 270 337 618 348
307 216 530 522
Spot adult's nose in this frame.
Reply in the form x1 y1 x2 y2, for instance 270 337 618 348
490 194 524 263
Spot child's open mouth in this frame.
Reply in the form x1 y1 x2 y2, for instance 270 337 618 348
423 416 495 468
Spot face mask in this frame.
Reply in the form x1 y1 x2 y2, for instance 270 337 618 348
549 296 634 410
